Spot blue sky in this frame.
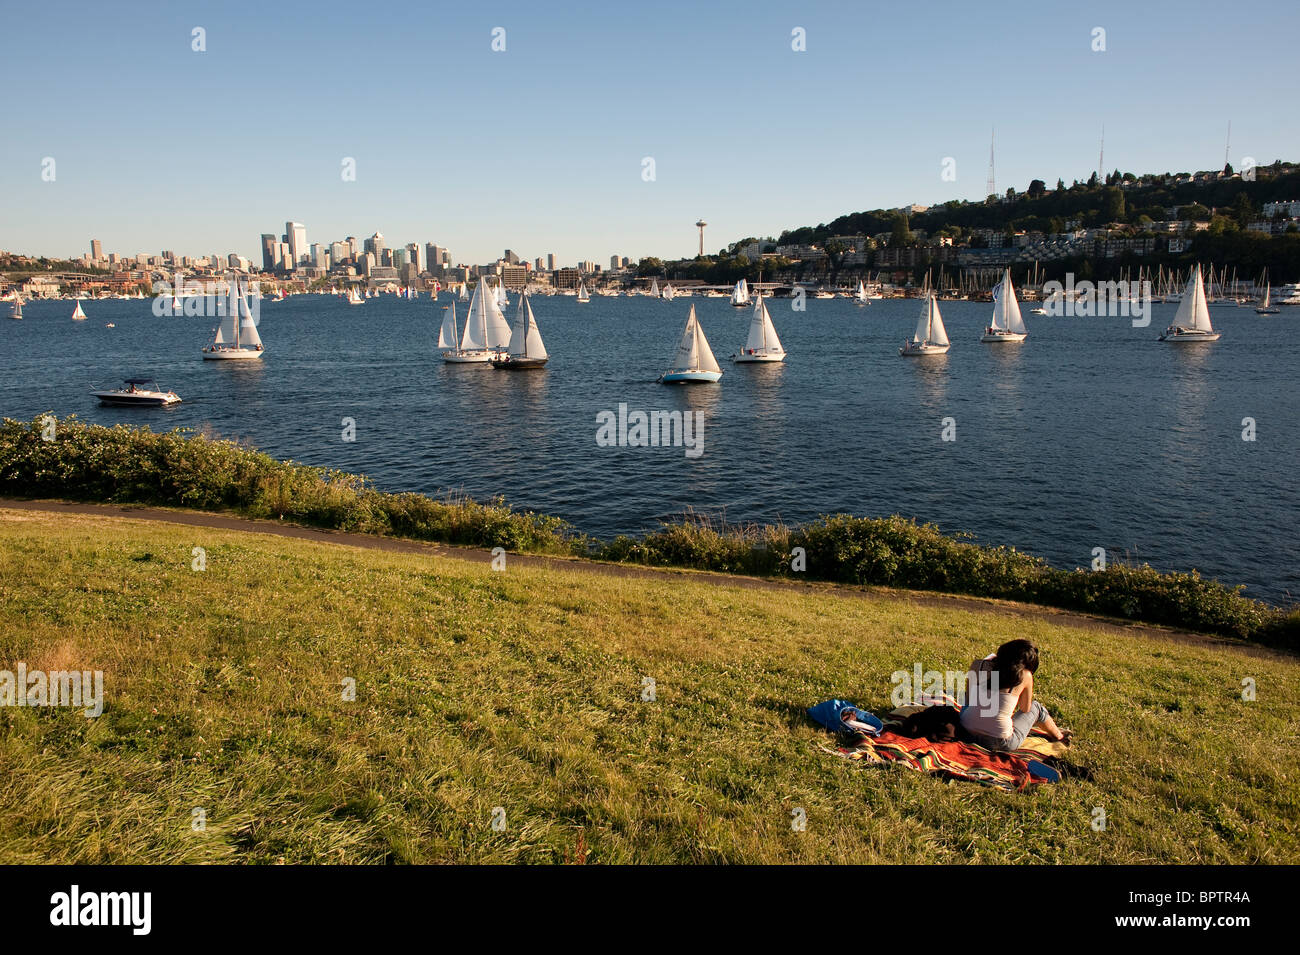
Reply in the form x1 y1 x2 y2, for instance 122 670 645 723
2 0 1298 266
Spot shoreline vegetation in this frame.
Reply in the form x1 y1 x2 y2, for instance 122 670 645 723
2 415 1295 650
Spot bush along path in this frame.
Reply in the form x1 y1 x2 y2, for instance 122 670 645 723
2 415 1295 650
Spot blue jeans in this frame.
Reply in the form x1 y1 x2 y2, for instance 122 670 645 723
965 700 1050 752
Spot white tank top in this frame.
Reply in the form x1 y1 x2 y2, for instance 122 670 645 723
961 656 1019 740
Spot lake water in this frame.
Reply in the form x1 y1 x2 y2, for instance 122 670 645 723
2 291 1296 602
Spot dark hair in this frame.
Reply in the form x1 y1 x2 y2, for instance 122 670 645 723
993 639 1039 690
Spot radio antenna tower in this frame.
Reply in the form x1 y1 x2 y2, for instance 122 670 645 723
1224 121 1231 167
1099 124 1105 182
986 128 996 199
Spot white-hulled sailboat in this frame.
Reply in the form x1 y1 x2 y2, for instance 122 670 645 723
899 291 951 356
347 286 364 305
1160 266 1220 342
443 277 511 362
854 280 870 306
577 281 590 303
660 304 722 383
1256 283 1279 315
71 299 87 321
496 282 509 310
202 278 265 360
981 269 1028 343
733 293 785 362
8 296 22 320
491 292 549 369
662 283 676 302
459 283 470 302
649 277 660 298
730 278 750 307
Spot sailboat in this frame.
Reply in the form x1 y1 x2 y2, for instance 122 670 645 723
459 283 470 302
981 269 1028 343
733 293 785 362
8 296 22 320
71 299 87 321
1160 266 1220 343
496 282 509 309
649 277 660 298
730 279 750 307
854 280 870 306
899 291 951 356
443 276 511 362
660 305 722 383
491 293 549 369
1256 283 1279 315
662 284 676 302
202 278 265 359
347 286 364 305
576 281 590 303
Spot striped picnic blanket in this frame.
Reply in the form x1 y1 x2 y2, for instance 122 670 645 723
823 701 1068 792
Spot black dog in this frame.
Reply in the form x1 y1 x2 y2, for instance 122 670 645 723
892 705 965 743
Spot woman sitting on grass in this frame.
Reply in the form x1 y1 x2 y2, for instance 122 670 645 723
960 639 1072 751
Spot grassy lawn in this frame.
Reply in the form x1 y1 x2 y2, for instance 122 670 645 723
0 507 1295 864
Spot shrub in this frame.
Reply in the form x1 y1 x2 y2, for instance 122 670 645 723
1 415 1290 648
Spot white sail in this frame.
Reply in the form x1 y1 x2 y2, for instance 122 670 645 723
663 284 675 301
912 296 931 343
461 282 489 351
462 280 511 351
669 305 721 374
731 279 750 306
438 303 458 350
744 296 784 355
459 283 469 302
1263 285 1271 307
856 280 867 302
71 300 86 320
649 277 660 297
1173 266 1213 331
238 283 263 348
509 294 548 359
577 281 589 302
485 282 512 348
928 295 950 345
495 282 508 308
991 269 1026 333
215 280 238 345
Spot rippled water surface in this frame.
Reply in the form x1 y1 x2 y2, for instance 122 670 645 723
3 292 1296 601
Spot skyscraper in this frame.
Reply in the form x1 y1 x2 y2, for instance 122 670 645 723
407 243 424 272
90 239 102 261
285 222 307 267
261 234 278 272
546 253 555 270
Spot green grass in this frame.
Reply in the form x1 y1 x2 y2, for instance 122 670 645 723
1 508 1297 864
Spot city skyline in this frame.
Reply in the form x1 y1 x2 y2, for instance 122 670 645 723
3 0 1300 265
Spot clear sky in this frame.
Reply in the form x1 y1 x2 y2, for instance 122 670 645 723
2 0 1298 266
